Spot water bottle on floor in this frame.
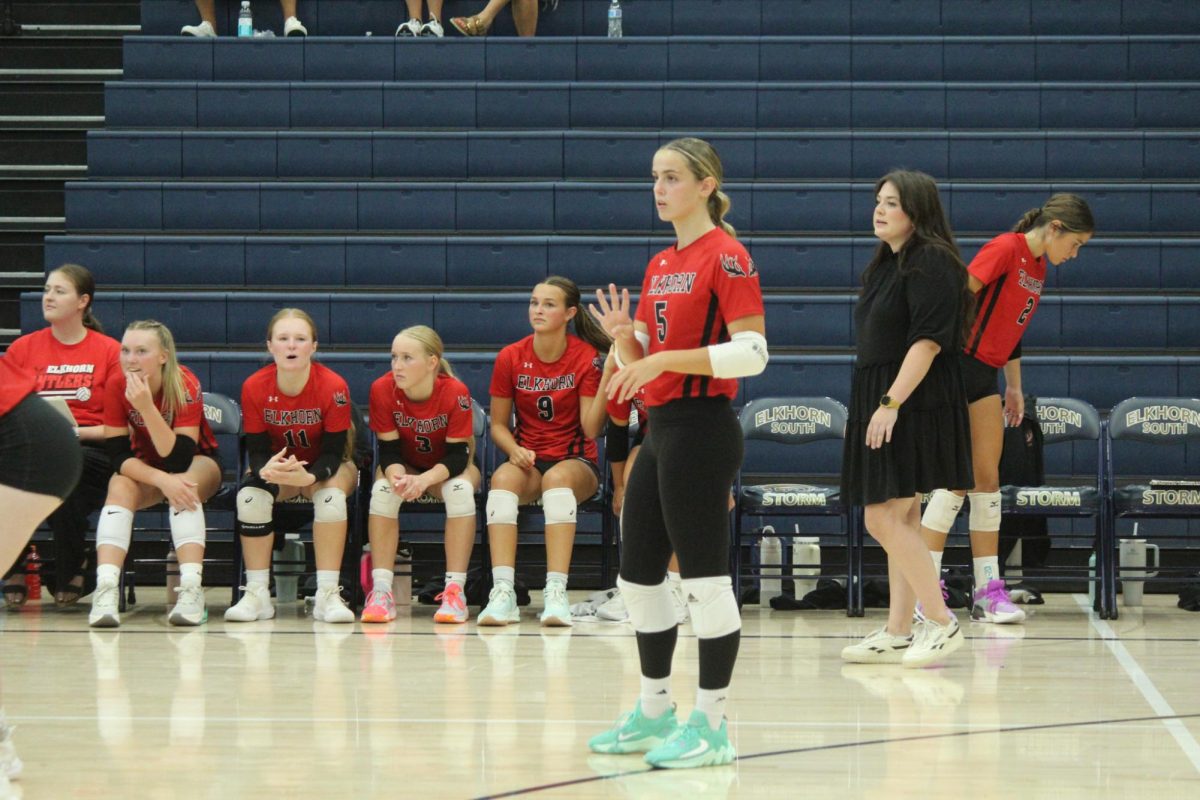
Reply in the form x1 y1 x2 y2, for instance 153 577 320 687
760 527 782 607
394 547 413 607
237 1 254 37
273 534 304 602
607 0 622 38
792 534 821 598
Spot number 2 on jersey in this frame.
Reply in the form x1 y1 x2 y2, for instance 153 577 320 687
283 429 311 450
1016 296 1035 326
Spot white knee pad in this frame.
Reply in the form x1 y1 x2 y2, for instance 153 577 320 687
486 489 519 526
236 486 274 525
682 575 742 640
96 505 134 552
441 477 476 519
169 506 206 549
616 576 676 634
922 489 965 533
312 487 347 523
541 487 577 526
368 478 402 518
968 491 1002 532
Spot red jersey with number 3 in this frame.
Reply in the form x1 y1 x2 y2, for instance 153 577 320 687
490 334 601 462
635 227 764 407
4 327 121 427
103 365 218 469
241 362 353 465
964 232 1046 369
0 358 37 416
369 372 474 470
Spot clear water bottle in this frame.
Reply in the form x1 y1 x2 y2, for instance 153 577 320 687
273 533 304 602
607 0 623 38
237 1 253 37
759 526 782 607
792 534 821 599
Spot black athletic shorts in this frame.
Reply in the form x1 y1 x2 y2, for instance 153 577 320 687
960 354 1001 404
534 457 601 484
0 394 83 499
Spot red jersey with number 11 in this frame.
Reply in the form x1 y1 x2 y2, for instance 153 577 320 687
635 227 764 407
241 362 353 465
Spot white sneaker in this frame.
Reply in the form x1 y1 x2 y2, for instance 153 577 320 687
0 725 22 780
540 582 572 627
283 16 307 37
595 590 628 622
312 586 354 623
670 582 690 624
224 585 275 622
421 17 445 37
88 580 121 628
169 583 208 626
902 612 964 668
841 626 913 664
181 20 216 37
395 17 422 37
478 583 520 626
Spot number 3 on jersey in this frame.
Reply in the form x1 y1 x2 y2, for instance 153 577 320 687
654 301 668 343
537 395 554 421
283 429 311 450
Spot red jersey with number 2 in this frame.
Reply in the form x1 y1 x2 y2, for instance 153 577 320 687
635 227 764 407
490 334 601 463
103 366 218 470
964 232 1046 369
369 372 474 471
241 362 353 465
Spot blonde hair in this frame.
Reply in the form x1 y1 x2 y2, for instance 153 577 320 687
124 320 187 420
397 324 455 378
1012 193 1095 235
541 276 611 355
658 137 736 238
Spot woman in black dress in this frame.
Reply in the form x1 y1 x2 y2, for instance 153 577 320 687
841 170 974 668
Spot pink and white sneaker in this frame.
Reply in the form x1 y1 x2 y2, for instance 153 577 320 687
433 583 469 624
360 588 397 623
971 579 1026 624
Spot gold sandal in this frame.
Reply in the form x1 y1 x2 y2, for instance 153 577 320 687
450 15 490 37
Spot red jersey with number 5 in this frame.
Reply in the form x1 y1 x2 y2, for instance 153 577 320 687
241 362 353 465
964 232 1046 369
103 365 218 469
369 372 474 470
490 334 601 462
635 227 764 407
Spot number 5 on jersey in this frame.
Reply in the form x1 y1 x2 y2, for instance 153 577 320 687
654 301 668 343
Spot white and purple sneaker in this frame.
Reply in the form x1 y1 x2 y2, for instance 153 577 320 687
971 579 1026 624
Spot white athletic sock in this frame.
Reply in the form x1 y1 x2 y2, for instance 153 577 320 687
493 566 515 587
930 550 944 575
546 571 568 589
667 571 682 585
695 687 729 731
96 563 120 585
640 675 671 719
974 556 999 589
445 571 467 590
372 568 393 593
179 561 202 588
246 569 269 590
316 569 339 591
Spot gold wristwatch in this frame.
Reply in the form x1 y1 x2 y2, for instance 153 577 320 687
879 395 901 410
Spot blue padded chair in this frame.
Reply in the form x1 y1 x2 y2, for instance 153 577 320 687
734 397 862 615
1104 397 1200 619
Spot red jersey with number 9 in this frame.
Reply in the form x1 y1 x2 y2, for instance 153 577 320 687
241 362 353 465
634 227 764 407
964 232 1047 369
369 372 474 470
490 334 601 462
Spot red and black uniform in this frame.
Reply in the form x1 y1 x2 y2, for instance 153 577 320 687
0 358 81 499
490 334 602 465
241 362 353 486
622 226 765 591
605 389 649 465
962 232 1046 401
4 328 121 588
369 372 474 470
104 366 218 471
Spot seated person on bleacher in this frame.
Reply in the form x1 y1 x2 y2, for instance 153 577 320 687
182 0 307 37
226 308 359 625
89 320 221 629
395 0 445 37
451 0 541 37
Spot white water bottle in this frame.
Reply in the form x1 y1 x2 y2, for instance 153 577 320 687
607 0 622 38
273 533 304 602
760 527 782 607
792 535 821 598
394 547 413 607
237 1 253 37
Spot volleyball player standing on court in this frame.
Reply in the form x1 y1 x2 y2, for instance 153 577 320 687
920 194 1093 623
481 276 610 627
840 171 974 668
2 265 119 607
588 137 766 769
364 325 480 624
226 309 359 624
90 320 221 628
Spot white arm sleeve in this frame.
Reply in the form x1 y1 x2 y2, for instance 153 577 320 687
708 331 769 378
614 330 651 370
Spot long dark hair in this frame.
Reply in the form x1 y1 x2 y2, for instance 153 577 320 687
542 275 612 354
52 263 104 333
861 170 974 339
1012 193 1095 235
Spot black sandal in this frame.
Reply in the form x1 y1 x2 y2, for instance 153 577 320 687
55 574 86 608
4 580 27 610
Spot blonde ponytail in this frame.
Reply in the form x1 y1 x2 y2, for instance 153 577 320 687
124 320 187 419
